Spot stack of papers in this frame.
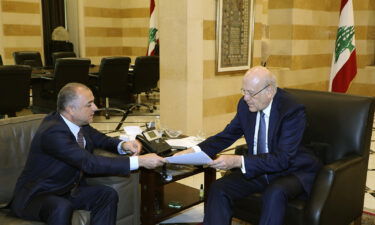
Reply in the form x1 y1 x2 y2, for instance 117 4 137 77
119 126 142 141
165 136 203 148
165 151 212 165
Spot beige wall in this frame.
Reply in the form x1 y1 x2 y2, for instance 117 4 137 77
160 0 375 136
81 0 149 64
0 0 373 136
0 0 43 65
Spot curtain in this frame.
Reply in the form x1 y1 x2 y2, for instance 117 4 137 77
41 0 65 66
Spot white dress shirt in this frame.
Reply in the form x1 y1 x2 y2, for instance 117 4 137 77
60 114 138 170
192 100 273 174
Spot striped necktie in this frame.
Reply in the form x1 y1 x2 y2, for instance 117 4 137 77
257 111 266 154
257 111 269 184
77 128 84 149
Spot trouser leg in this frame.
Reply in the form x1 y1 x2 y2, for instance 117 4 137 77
68 184 119 225
203 171 267 225
15 194 74 225
258 174 304 225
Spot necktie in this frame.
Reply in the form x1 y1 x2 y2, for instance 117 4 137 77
257 111 266 154
72 128 85 195
77 128 85 149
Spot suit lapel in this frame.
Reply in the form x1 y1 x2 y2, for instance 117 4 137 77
242 103 256 154
268 90 281 152
82 126 93 153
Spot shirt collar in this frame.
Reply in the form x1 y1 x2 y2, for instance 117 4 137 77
60 114 81 139
261 99 273 118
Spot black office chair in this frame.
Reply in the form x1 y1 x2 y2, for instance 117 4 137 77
231 89 375 225
0 65 31 117
0 54 3 65
52 51 77 67
13 51 43 68
128 56 159 113
91 56 132 126
32 58 91 112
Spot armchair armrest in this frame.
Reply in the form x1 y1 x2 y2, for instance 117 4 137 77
305 154 367 225
86 149 140 225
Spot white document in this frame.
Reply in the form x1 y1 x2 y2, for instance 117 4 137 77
120 126 143 141
165 136 203 148
165 151 212 165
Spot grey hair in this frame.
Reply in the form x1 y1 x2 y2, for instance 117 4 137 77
57 83 89 113
264 72 278 92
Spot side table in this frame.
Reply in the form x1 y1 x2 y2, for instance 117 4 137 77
140 165 216 225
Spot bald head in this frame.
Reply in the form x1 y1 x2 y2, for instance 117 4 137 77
241 66 277 112
243 66 277 90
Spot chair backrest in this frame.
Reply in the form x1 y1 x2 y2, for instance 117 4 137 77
52 51 77 67
0 114 45 205
0 65 31 114
98 56 131 98
285 88 375 164
132 56 159 94
54 58 90 91
13 51 43 68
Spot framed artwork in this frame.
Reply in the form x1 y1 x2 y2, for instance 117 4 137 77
216 0 255 72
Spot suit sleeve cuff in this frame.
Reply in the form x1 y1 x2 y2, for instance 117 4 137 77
240 156 246 173
129 156 139 170
117 141 126 154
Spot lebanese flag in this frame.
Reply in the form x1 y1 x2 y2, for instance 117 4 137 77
329 0 357 93
147 0 159 56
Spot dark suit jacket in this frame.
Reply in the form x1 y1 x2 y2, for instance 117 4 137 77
11 112 130 211
198 88 321 195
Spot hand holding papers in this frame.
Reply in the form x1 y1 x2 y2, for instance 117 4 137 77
165 151 212 165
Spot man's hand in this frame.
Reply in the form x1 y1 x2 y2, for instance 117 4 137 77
138 153 166 169
173 148 195 156
208 155 242 170
122 140 142 156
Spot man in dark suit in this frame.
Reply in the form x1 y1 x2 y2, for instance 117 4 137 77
176 66 321 225
11 82 166 225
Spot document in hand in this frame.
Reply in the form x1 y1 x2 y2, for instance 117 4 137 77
165 151 213 165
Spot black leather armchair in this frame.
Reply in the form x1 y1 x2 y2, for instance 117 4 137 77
0 114 140 225
32 58 90 112
13 51 43 68
0 65 31 117
232 88 375 225
90 56 132 124
128 56 159 112
52 51 77 67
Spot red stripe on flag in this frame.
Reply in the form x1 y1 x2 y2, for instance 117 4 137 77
331 49 357 93
340 0 349 12
150 0 155 16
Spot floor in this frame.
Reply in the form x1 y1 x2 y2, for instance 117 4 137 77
6 94 375 224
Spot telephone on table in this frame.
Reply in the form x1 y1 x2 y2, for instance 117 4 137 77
136 129 172 157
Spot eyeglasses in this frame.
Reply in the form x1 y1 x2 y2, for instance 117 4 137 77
241 84 270 98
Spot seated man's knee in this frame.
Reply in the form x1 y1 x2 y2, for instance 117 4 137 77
208 179 227 196
41 198 74 222
101 186 119 203
262 184 288 203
